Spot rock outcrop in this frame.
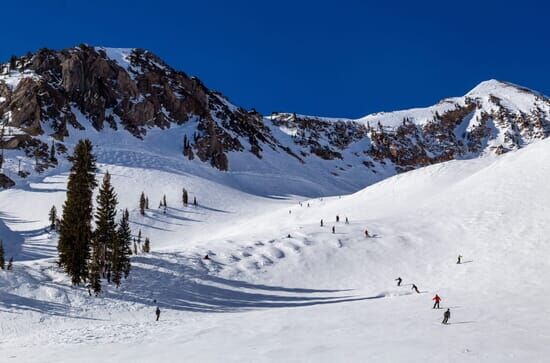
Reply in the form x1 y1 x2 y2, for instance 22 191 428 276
0 45 549 186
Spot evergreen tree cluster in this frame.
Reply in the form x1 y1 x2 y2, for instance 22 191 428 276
57 139 134 295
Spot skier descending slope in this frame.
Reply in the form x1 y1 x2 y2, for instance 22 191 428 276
156 306 161 321
412 284 420 294
332 226 335 234
442 309 451 324
364 229 370 238
396 277 403 286
432 294 441 309
457 255 463 264
320 219 323 227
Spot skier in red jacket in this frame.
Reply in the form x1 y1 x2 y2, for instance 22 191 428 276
432 294 441 309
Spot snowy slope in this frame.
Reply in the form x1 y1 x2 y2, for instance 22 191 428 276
1 131 550 361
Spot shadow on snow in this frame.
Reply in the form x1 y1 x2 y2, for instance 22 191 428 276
102 253 377 313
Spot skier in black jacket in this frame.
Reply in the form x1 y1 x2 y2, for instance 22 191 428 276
442 309 451 324
395 277 402 286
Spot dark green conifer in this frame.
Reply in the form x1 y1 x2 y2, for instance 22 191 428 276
58 139 97 285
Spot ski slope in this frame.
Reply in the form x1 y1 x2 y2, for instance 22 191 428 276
1 135 550 362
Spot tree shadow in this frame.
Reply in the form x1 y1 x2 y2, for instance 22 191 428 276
104 254 371 313
0 291 103 321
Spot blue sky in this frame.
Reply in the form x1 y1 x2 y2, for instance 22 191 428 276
3 0 548 118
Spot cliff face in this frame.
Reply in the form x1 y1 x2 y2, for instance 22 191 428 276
0 45 280 172
0 45 549 189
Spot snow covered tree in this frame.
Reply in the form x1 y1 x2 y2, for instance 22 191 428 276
58 139 97 285
182 188 188 207
143 237 151 253
93 171 118 276
49 205 57 231
0 240 4 270
117 209 132 279
139 192 146 216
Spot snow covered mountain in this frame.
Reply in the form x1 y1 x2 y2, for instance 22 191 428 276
0 44 550 361
2 125 550 362
0 45 549 195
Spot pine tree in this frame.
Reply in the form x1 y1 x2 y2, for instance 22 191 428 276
0 240 4 270
117 209 132 279
49 205 57 230
9 55 16 71
163 194 167 208
182 188 188 207
6 257 13 271
145 197 149 209
137 229 142 245
58 139 97 285
49 142 57 163
93 172 118 277
139 192 146 216
143 237 150 253
0 126 4 170
88 253 101 295
193 196 197 207
133 241 138 255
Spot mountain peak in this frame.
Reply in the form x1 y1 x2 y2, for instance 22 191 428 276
466 79 542 99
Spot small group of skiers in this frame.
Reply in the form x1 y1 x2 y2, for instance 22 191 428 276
394 276 455 324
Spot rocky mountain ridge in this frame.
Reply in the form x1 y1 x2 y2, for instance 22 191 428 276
0 45 548 188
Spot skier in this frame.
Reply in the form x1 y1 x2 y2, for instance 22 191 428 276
287 234 292 238
411 284 420 294
457 255 462 264
320 219 323 227
336 215 340 222
345 217 349 224
364 229 370 238
307 203 310 207
155 306 161 321
332 226 335 234
395 277 402 286
442 308 451 324
432 294 441 309
204 254 210 260
86 283 92 297
289 210 291 214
